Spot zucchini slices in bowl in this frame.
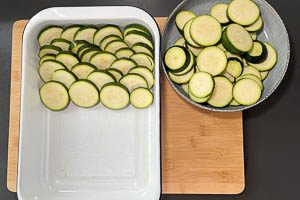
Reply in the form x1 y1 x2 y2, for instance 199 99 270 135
38 23 155 111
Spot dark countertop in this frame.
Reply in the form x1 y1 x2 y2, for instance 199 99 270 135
0 0 299 199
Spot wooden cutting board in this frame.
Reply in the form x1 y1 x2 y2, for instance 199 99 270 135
7 18 245 194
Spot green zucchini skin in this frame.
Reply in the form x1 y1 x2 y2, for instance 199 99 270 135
244 40 268 63
221 28 243 55
164 46 191 73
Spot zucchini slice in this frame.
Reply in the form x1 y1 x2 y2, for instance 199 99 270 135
169 67 195 84
242 65 262 80
207 76 233 107
69 80 99 108
110 58 137 74
119 73 148 92
51 69 77 88
230 99 240 106
238 74 263 90
181 83 189 94
39 54 56 65
190 15 222 46
164 46 190 73
130 53 154 71
189 89 210 103
124 24 152 37
55 52 79 70
129 66 154 88
104 40 128 53
245 17 263 32
225 57 243 78
217 43 227 51
38 26 63 46
233 78 262 105
250 32 257 40
245 40 268 63
175 10 197 31
69 40 88 54
99 35 121 50
115 48 135 58
222 24 253 55
80 49 100 62
39 81 69 111
189 72 214 98
77 44 99 58
173 49 195 75
130 87 153 109
38 59 66 82
39 45 62 57
225 51 242 60
93 25 123 45
87 70 116 90
131 43 153 57
61 25 82 42
260 71 269 81
71 62 96 79
186 43 203 57
106 68 123 81
174 38 186 47
222 72 236 82
74 26 98 43
124 30 153 50
100 82 129 110
248 43 277 71
50 38 71 51
210 3 230 24
196 46 227 76
227 0 260 26
90 52 117 70
183 19 201 47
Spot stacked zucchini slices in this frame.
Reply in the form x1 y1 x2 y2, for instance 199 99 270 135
164 0 277 108
38 23 154 111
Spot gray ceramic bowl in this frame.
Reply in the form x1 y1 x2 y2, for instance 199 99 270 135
162 0 290 112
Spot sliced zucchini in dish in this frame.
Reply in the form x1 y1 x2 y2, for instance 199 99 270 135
181 83 189 94
61 25 82 42
99 35 122 50
124 30 153 50
222 23 253 55
51 69 77 88
39 54 56 65
190 15 222 46
131 43 153 57
217 43 227 51
260 71 269 80
233 78 262 105
189 89 210 103
69 40 88 54
115 48 135 58
129 66 154 88
77 44 99 58
238 74 263 90
225 51 242 60
71 62 96 79
55 52 79 70
100 82 129 110
90 52 117 70
130 53 154 71
175 10 197 31
174 38 186 47
189 72 214 98
50 38 71 51
222 72 235 82
87 70 116 90
173 49 195 76
225 57 243 78
39 81 69 111
245 40 267 63
169 67 195 84
74 26 98 43
38 25 63 46
104 40 128 53
110 58 137 74
227 0 260 26
106 68 123 81
183 19 201 48
39 45 62 57
93 24 123 45
248 43 277 71
210 3 230 24
124 24 152 37
38 59 66 82
230 99 240 106
250 32 257 40
69 80 99 108
186 43 203 57
207 76 233 107
80 49 100 62
130 87 153 109
245 17 263 32
196 46 227 76
242 65 262 80
164 46 190 73
119 73 148 92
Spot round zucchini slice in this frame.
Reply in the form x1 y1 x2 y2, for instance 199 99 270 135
99 35 122 50
106 68 123 81
130 87 153 109
71 62 96 79
238 74 263 90
50 38 71 51
124 30 153 50
69 80 99 108
207 76 233 107
245 17 263 32
69 40 88 54
61 25 82 42
80 49 100 62
245 40 268 63
55 52 79 70
189 72 214 98
39 54 56 65
115 48 135 58
183 19 201 47
129 66 154 88
164 46 190 73
233 78 262 105
173 49 195 76
90 52 117 70
74 26 98 43
130 53 154 71
39 81 69 111
225 57 243 78
242 65 262 80
87 70 116 91
132 42 153 57
124 24 152 37
169 67 195 84
230 99 240 106
210 3 230 24
38 26 63 46
119 73 148 92
189 89 210 103
94 24 123 45
110 58 137 74
38 59 66 82
51 69 77 88
186 43 203 57
175 10 197 31
39 45 62 57
100 82 129 110
104 40 128 53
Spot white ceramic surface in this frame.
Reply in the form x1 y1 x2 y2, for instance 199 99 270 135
18 7 161 200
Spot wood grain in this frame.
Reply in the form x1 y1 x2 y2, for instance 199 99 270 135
7 17 244 194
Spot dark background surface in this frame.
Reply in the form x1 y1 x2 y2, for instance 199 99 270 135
0 0 299 199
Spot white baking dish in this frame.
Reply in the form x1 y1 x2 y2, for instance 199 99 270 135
18 6 160 200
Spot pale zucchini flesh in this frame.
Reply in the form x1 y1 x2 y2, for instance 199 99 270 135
38 26 63 46
233 78 262 105
169 67 194 84
106 68 123 81
130 87 153 108
87 70 116 90
71 63 96 79
61 25 82 42
90 52 117 70
130 53 154 71
183 19 201 47
129 66 154 88
210 3 230 24
55 52 79 70
51 69 77 88
94 24 123 45
175 10 197 31
189 72 214 98
100 83 130 110
110 58 137 74
207 76 233 107
74 27 98 43
119 73 148 92
38 60 66 82
115 48 135 58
